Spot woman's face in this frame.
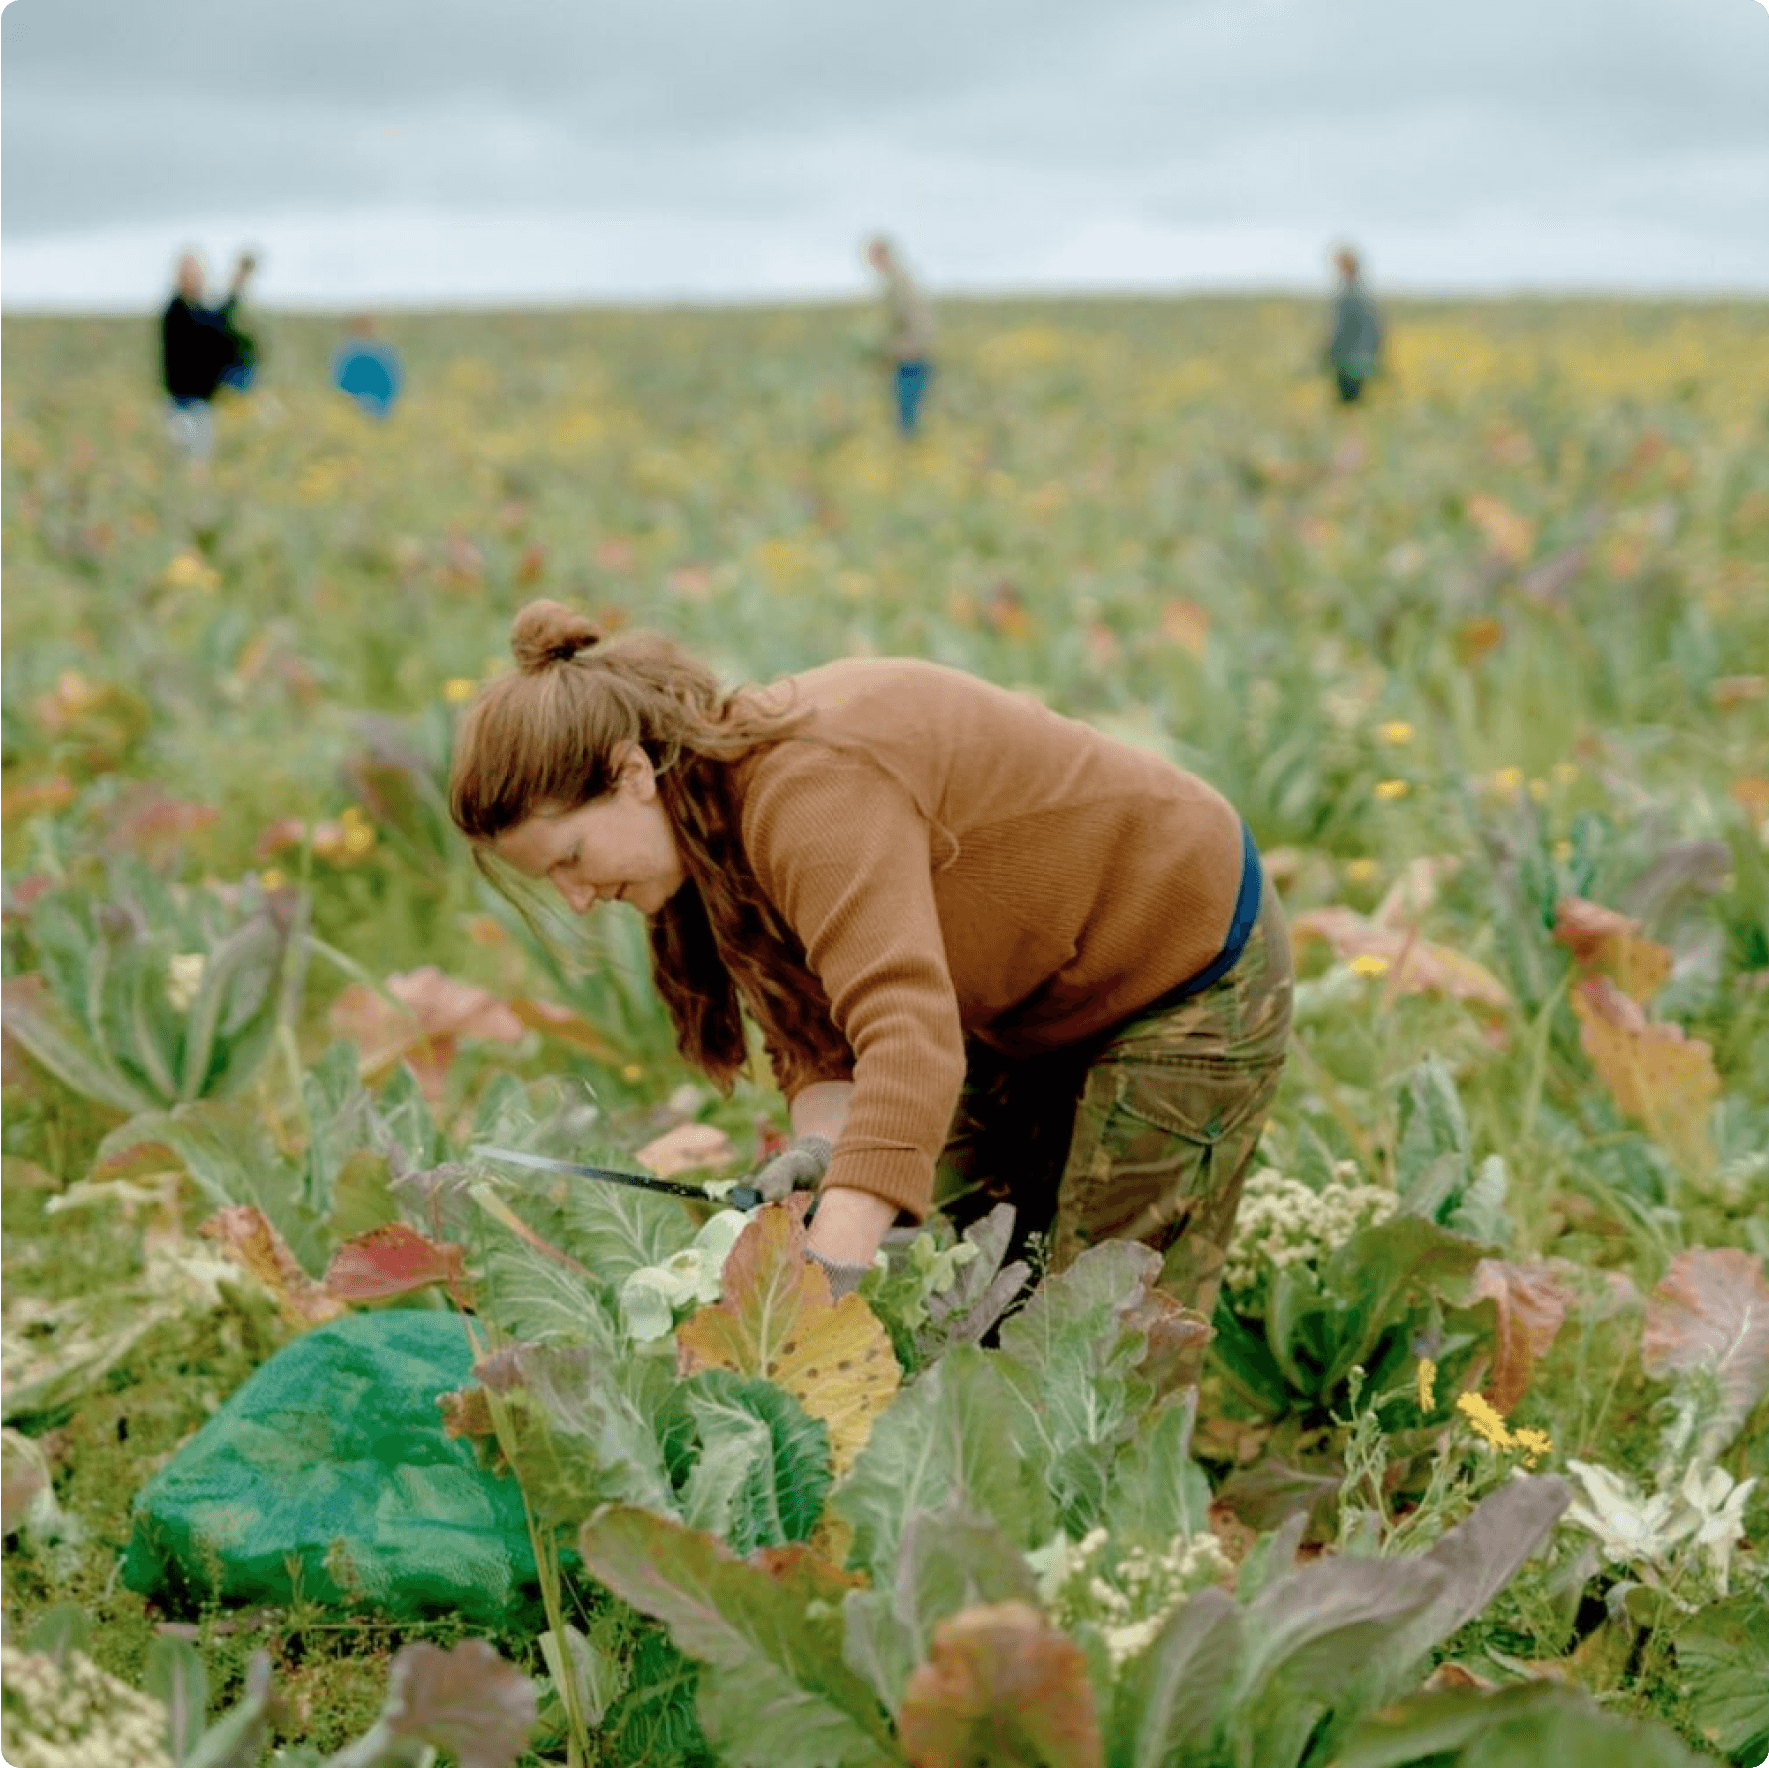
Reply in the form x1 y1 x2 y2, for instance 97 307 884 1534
488 747 685 917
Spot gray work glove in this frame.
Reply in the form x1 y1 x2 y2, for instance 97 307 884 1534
751 1134 834 1202
806 1244 873 1300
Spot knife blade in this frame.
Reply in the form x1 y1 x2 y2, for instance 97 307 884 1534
470 1143 763 1211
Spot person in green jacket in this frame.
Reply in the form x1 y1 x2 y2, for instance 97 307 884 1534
1324 245 1383 404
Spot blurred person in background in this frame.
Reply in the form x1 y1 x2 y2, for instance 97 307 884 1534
160 249 259 463
1323 244 1383 405
332 315 403 420
449 600 1292 1331
865 235 937 438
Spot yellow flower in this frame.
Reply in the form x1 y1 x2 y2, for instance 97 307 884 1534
1374 778 1410 801
1527 778 1550 802
1511 1426 1553 1467
1456 1390 1515 1450
164 549 220 591
1491 766 1524 794
621 1063 645 1083
1377 720 1415 745
1416 1358 1437 1412
261 868 285 891
1344 857 1379 884
443 677 478 704
1550 761 1579 785
1552 839 1574 863
1349 954 1391 979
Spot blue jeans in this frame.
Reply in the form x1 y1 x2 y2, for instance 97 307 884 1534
894 359 933 436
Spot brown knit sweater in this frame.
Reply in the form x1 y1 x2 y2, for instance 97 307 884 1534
734 658 1246 1221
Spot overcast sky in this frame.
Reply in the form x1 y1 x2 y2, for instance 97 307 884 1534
4 0 1767 310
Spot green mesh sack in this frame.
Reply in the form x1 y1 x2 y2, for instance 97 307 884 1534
123 1311 538 1628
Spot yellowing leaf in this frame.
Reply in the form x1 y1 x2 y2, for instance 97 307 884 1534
1159 597 1211 657
1291 907 1510 1011
1466 493 1536 565
200 1205 345 1328
1571 977 1719 1168
1552 897 1672 1002
506 996 621 1062
1456 616 1506 663
1730 776 1769 823
675 1205 898 1474
897 1601 1103 1768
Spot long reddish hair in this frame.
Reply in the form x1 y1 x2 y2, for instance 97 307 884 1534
449 600 846 1088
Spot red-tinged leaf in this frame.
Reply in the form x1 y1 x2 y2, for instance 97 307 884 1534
1472 1259 1572 1412
107 789 219 859
1640 1248 1769 1437
1571 976 1719 1167
1291 907 1511 1011
376 1639 537 1768
324 1222 469 1301
254 815 309 859
676 1204 898 1474
201 1205 345 1328
328 966 525 1096
898 1601 1103 1768
1553 897 1672 1002
636 1120 735 1179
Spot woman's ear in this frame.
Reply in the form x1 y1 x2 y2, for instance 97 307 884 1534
615 743 658 801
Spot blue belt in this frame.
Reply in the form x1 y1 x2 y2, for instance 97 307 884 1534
1152 822 1263 1008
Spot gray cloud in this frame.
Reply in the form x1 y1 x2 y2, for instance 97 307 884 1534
4 0 1765 303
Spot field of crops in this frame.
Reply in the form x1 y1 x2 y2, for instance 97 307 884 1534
3 294 1767 1768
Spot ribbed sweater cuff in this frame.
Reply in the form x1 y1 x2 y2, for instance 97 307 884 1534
824 1146 933 1224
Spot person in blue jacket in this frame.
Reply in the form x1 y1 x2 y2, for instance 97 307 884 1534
333 316 403 420
161 250 258 462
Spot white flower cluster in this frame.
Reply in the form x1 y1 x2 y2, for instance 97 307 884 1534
1223 1165 1396 1312
1564 1458 1757 1596
0 1646 174 1768
618 1210 752 1342
1029 1526 1233 1671
165 952 206 1013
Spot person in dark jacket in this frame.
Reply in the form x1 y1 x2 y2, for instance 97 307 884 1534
161 250 257 461
1324 245 1383 404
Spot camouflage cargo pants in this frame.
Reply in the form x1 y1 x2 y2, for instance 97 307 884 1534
935 882 1293 1320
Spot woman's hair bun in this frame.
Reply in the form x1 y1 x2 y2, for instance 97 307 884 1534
511 600 601 674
